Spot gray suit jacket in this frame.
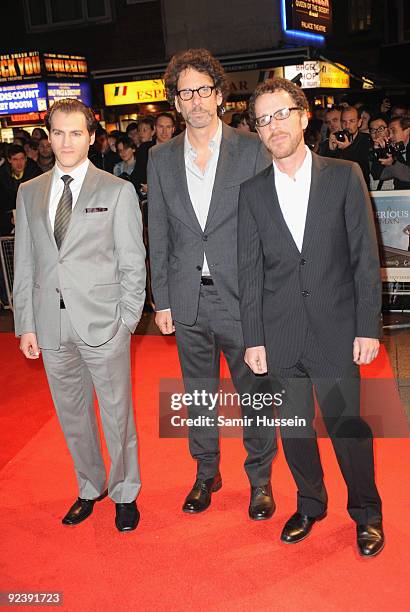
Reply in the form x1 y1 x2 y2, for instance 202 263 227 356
238 154 382 368
147 123 271 325
13 162 146 349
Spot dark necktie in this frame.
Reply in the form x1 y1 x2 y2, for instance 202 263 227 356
54 175 74 249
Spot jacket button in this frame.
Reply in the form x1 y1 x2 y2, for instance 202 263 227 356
196 265 202 271
301 290 310 297
300 258 307 265
203 235 208 241
55 288 60 293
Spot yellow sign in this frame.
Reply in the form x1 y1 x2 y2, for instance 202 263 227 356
319 62 349 88
104 80 166 105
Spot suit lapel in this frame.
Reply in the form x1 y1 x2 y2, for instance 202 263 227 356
264 165 300 255
204 124 237 231
171 134 203 234
301 153 330 253
41 170 57 250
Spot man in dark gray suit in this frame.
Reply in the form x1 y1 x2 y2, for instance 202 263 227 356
13 99 146 532
238 78 384 556
148 49 276 518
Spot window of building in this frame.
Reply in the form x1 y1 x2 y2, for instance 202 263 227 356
24 0 113 31
349 0 372 32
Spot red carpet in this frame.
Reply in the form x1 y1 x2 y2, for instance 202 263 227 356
0 334 409 611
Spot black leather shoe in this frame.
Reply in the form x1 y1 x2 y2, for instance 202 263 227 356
115 501 140 532
357 521 384 557
62 489 108 525
182 473 222 513
249 483 275 520
280 511 326 543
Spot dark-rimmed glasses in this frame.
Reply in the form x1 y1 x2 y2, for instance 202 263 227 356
255 107 303 128
177 85 216 101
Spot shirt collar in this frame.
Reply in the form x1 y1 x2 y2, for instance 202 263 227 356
53 158 89 184
184 119 223 157
272 146 312 181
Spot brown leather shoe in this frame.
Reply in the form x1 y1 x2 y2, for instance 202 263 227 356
182 473 222 513
62 489 108 525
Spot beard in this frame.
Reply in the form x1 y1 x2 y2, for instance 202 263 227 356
265 129 303 160
185 106 214 128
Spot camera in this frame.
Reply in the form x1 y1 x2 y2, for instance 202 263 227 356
334 129 352 143
370 140 406 161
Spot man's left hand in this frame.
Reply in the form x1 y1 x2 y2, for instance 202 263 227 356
353 337 379 365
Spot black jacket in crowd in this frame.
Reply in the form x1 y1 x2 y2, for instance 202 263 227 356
321 131 371 188
0 160 42 235
370 142 410 190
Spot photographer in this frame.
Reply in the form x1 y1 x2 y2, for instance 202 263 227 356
368 115 394 191
370 115 410 190
326 106 371 187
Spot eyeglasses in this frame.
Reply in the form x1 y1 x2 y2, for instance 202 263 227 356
369 126 388 135
255 107 303 128
177 85 216 101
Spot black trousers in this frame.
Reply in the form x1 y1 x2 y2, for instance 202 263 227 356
174 284 277 485
272 330 382 525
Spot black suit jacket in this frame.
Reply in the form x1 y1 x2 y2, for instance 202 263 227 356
237 153 381 368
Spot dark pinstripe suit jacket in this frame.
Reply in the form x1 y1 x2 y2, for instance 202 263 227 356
237 153 382 368
147 123 271 325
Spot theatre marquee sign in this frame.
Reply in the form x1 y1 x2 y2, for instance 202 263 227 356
285 0 333 36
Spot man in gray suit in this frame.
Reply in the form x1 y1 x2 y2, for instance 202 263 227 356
148 49 276 518
13 99 146 532
238 78 384 556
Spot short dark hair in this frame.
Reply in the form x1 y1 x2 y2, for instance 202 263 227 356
7 144 26 158
26 139 39 150
325 106 341 116
248 78 309 125
95 125 108 138
389 115 410 131
45 99 98 135
230 112 250 128
164 48 229 108
369 114 388 126
137 116 155 130
116 135 135 152
126 122 138 134
155 112 175 126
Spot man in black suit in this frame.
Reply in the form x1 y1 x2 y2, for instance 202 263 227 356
237 78 384 557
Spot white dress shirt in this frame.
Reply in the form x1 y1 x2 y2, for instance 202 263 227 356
49 158 90 229
273 146 312 252
185 119 222 276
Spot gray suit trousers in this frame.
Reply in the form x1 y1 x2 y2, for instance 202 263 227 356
174 284 277 485
41 310 140 503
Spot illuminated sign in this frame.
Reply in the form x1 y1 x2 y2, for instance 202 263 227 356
0 52 42 83
273 61 349 89
290 0 332 35
281 0 332 45
44 53 88 79
47 81 92 106
284 62 321 88
0 82 47 115
319 62 349 88
9 112 47 124
104 80 166 105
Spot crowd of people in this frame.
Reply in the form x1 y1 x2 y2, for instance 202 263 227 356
1 96 410 241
